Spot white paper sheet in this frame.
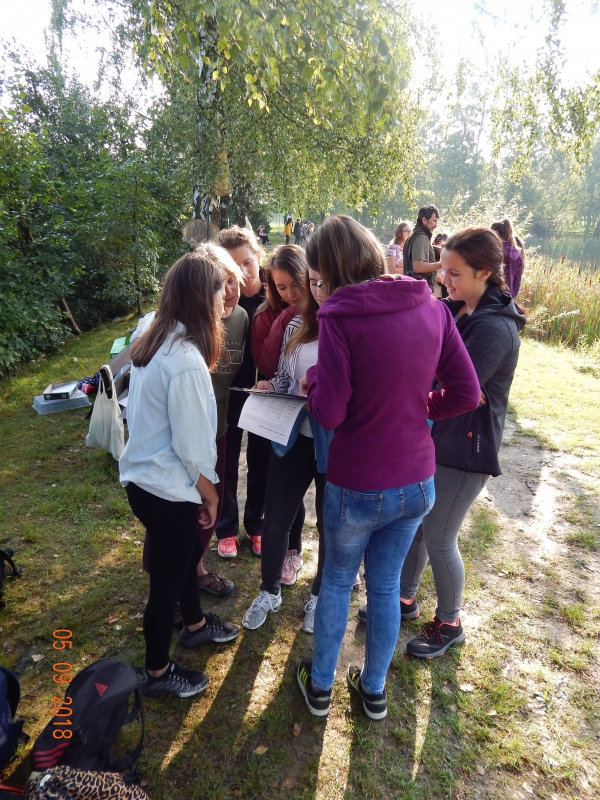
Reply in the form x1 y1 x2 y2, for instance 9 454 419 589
237 392 307 445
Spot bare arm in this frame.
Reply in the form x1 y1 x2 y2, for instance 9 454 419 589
412 259 439 274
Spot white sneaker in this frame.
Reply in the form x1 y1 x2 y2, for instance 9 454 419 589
242 590 282 630
302 594 318 634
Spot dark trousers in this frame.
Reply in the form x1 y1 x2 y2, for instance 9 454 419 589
285 235 290 244
216 390 271 539
260 434 325 596
126 483 204 671
198 433 227 556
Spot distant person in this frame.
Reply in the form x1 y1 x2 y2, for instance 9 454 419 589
294 217 302 245
403 205 440 290
385 222 412 274
284 218 293 245
491 219 525 298
257 225 269 246
434 233 449 298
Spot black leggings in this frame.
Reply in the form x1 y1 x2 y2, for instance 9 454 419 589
260 434 325 596
126 483 204 671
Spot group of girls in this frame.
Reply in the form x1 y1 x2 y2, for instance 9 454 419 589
119 214 525 722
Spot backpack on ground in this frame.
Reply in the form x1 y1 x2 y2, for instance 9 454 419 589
0 667 25 770
0 549 22 608
32 660 144 774
26 766 151 799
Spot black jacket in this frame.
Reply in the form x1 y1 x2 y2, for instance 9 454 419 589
432 285 526 476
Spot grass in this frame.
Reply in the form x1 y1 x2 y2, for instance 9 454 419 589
520 253 600 348
0 321 599 798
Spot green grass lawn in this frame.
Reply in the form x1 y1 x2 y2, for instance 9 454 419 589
0 325 598 798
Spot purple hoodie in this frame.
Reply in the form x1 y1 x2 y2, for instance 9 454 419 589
306 276 481 491
502 241 524 298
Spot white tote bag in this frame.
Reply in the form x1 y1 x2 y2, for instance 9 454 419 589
85 364 124 460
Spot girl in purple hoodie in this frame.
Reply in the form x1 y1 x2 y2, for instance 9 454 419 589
295 215 481 721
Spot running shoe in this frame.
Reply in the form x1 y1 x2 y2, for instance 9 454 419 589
242 590 281 630
138 661 209 698
217 537 238 558
347 665 387 720
178 613 240 647
406 617 465 658
297 658 331 716
302 594 318 634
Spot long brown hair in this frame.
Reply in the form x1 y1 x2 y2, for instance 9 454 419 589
392 221 411 245
305 215 386 293
131 251 224 370
258 245 307 313
491 219 526 268
286 267 319 354
443 227 509 293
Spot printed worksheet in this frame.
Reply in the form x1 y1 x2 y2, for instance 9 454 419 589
238 392 306 445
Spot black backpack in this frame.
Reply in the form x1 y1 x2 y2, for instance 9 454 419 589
32 660 144 774
0 549 22 608
0 667 25 771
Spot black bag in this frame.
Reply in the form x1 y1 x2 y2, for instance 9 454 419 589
26 766 150 799
32 660 144 774
0 549 22 608
0 667 24 770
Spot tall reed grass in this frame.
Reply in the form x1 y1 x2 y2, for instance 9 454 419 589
519 254 600 348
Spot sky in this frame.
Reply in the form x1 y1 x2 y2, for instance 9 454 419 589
1 0 599 96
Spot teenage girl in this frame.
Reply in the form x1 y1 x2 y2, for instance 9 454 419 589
400 227 525 658
215 226 270 558
243 255 329 633
385 221 412 274
120 249 240 699
295 215 481 720
490 219 525 298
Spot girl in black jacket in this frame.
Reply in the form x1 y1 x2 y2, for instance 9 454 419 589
400 227 526 658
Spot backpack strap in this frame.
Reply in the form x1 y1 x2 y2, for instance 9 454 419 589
0 551 22 579
112 686 144 773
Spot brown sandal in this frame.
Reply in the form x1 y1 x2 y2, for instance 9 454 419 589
197 571 234 598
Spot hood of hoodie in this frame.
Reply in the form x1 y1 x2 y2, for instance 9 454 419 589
446 284 526 332
317 276 432 319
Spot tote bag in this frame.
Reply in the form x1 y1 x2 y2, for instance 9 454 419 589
85 365 124 461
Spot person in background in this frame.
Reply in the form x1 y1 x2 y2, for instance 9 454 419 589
120 250 240 699
256 225 269 246
401 227 525 658
403 205 440 290
385 221 412 274
433 233 449 298
215 226 269 559
284 218 293 245
244 258 329 634
296 215 481 720
294 217 302 245
491 219 525 298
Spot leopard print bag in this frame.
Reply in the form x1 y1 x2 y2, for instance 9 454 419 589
26 766 150 799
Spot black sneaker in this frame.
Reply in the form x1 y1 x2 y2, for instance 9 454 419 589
138 661 209 698
357 596 420 624
406 617 465 658
347 665 387 720
178 613 240 648
297 658 331 717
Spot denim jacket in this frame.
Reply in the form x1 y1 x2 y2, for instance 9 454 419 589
119 323 218 502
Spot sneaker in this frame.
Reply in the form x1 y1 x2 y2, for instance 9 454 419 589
138 661 208 698
347 665 387 720
197 570 234 598
178 613 240 648
218 537 238 558
281 550 299 586
357 596 420 624
242 590 281 630
292 551 304 573
246 533 261 556
302 594 318 634
406 617 465 659
297 658 331 716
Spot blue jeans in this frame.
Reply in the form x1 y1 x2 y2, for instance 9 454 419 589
312 478 435 695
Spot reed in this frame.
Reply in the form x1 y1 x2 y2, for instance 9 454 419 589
519 254 600 349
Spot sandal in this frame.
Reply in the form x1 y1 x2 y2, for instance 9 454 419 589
197 571 234 598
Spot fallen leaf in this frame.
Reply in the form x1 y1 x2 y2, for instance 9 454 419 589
522 782 534 795
133 613 143 619
31 654 44 662
254 745 268 755
107 616 119 624
459 683 474 692
486 709 497 716
136 627 143 632
53 554 59 558
134 541 142 546
282 778 297 789
293 723 302 737
476 765 485 776
115 625 122 630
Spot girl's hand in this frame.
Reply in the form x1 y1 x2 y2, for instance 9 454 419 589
479 389 487 406
299 374 309 396
199 497 218 529
256 380 274 392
